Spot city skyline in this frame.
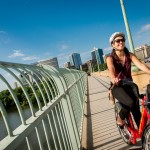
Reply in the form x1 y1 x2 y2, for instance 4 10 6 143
0 0 150 67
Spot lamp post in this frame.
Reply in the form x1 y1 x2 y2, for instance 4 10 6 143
120 0 139 71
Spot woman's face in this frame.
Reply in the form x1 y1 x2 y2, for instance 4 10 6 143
112 36 125 51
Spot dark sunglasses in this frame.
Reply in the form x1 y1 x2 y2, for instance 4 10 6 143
114 38 125 43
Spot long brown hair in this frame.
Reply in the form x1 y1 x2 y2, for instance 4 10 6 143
111 47 130 61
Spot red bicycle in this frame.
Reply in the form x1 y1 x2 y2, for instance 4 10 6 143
114 84 150 149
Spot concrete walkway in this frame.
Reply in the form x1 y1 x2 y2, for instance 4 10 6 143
82 75 142 150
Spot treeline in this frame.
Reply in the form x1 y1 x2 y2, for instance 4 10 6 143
0 83 55 109
92 63 108 72
82 63 108 73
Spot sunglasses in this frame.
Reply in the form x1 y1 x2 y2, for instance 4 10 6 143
114 39 125 43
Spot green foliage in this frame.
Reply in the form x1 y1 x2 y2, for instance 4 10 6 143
93 65 98 72
99 64 104 71
0 81 55 109
14 87 26 104
103 63 108 70
92 63 107 72
0 90 14 108
82 67 88 72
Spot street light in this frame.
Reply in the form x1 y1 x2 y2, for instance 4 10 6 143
120 0 139 71
120 0 134 53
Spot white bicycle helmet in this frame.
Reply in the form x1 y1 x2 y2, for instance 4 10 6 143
109 32 125 45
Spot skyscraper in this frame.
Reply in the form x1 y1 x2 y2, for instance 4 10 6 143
64 62 71 68
91 47 104 65
38 57 59 68
134 44 150 60
69 53 82 69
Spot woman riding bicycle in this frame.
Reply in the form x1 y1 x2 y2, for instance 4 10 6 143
106 32 150 128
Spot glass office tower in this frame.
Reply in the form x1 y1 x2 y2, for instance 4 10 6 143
69 53 82 69
91 47 104 65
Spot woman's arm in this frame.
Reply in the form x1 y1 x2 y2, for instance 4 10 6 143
130 53 150 74
106 56 120 84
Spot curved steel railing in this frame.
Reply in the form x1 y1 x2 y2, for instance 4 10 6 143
0 61 87 150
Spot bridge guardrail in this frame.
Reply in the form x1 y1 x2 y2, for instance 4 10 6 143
0 61 87 150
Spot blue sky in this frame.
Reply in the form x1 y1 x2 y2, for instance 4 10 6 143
0 0 150 67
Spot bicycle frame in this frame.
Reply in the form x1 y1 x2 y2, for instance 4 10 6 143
127 95 150 144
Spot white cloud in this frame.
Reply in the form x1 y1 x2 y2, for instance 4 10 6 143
58 42 70 52
60 44 69 51
44 52 51 56
8 50 25 58
104 47 112 51
134 23 150 47
141 24 150 33
22 56 39 61
0 30 7 34
8 50 39 62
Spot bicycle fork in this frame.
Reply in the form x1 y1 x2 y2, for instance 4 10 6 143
139 107 148 137
127 114 140 144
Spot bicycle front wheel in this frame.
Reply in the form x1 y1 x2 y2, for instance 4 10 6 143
142 125 150 150
114 102 132 145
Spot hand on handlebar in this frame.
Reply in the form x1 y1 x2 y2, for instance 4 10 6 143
111 77 121 85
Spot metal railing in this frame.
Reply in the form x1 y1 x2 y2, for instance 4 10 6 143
0 61 87 150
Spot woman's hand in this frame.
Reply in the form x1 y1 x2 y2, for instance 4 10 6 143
111 77 121 85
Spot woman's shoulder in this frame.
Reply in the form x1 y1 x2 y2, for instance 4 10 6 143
128 52 136 58
129 52 134 56
106 55 113 62
107 55 112 59
128 52 139 62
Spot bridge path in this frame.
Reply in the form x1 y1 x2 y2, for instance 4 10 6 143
82 75 142 150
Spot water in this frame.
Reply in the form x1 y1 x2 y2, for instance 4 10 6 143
0 106 33 141
0 106 60 150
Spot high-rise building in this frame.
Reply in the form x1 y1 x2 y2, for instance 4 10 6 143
69 53 82 69
20 57 59 86
38 57 59 68
64 62 71 68
81 60 92 72
91 47 104 65
134 44 150 61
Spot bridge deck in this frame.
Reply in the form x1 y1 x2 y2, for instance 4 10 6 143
82 75 142 150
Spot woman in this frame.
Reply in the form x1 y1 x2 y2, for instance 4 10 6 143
106 32 150 128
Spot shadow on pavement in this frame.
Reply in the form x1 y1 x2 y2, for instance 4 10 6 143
86 78 94 149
